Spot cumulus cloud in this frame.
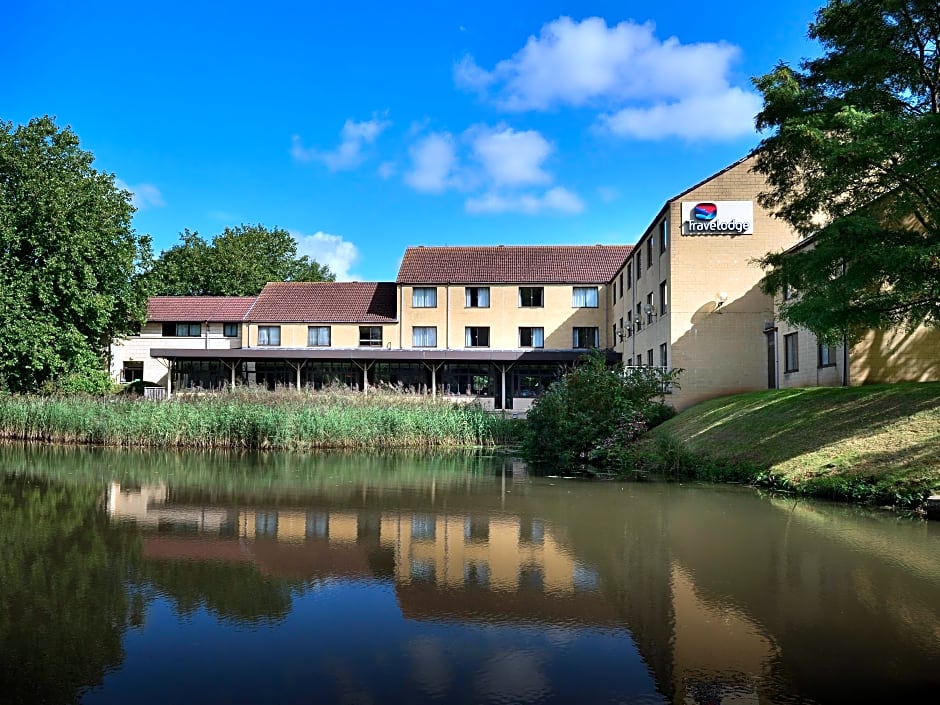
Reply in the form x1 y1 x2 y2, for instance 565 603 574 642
292 116 390 170
115 179 165 210
456 16 759 141
404 132 459 193
468 125 553 187
465 187 584 215
293 230 360 281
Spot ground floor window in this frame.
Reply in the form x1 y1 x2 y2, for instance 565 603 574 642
465 327 490 348
121 361 144 383
784 332 799 372
818 343 837 367
174 360 228 390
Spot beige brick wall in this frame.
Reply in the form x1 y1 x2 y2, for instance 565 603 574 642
851 325 940 384
244 322 398 349
776 322 845 389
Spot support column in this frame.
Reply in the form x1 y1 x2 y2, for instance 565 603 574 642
165 359 173 399
221 359 241 389
286 359 307 390
352 360 374 395
422 361 444 399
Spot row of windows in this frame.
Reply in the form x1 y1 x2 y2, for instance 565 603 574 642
783 333 838 372
161 322 240 337
412 286 598 309
613 281 668 339
613 219 668 302
624 343 669 368
257 326 384 347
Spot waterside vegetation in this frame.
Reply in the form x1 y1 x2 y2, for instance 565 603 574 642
0 387 518 450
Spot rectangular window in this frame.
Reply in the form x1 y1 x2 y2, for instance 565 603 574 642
121 361 144 383
646 292 654 323
626 311 632 337
612 280 617 301
659 280 668 315
784 332 799 372
413 326 437 347
465 326 490 347
572 286 598 308
258 326 281 346
612 323 618 344
647 348 654 366
573 327 599 349
412 287 437 308
818 343 837 367
307 326 331 346
465 287 490 308
635 303 643 331
162 322 201 337
626 262 632 289
518 287 544 307
359 326 383 347
519 327 544 348
223 322 239 338
660 343 668 368
647 238 653 268
659 219 669 254
636 253 642 280
619 272 624 294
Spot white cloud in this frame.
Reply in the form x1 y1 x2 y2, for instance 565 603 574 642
404 132 459 193
293 230 360 281
292 116 390 171
115 179 165 210
457 16 759 141
465 187 584 215
468 125 553 187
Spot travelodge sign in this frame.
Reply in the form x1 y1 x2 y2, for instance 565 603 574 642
681 201 754 235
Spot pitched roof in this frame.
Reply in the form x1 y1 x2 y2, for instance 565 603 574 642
247 282 398 323
147 296 256 322
396 245 633 285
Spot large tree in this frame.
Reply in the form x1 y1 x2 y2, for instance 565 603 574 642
148 224 335 296
0 116 151 392
753 0 940 342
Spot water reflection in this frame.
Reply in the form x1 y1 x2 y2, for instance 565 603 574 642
1 446 939 704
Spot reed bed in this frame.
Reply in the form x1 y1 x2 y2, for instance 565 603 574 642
0 388 519 449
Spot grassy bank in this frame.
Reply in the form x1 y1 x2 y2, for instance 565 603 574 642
640 382 940 509
0 388 519 450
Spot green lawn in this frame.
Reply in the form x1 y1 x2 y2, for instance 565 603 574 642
644 383 940 508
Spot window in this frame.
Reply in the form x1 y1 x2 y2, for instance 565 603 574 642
465 326 490 347
659 218 669 254
635 303 643 331
162 322 201 337
783 282 795 301
660 343 668 368
412 287 437 308
647 348 654 366
619 272 624 294
223 322 239 338
646 292 654 323
612 324 618 344
258 326 280 346
659 280 668 315
465 287 490 308
572 287 598 308
308 326 331 346
819 343 837 367
636 253 642 280
612 280 617 301
626 311 632 337
573 327 598 349
359 326 382 347
519 327 544 348
121 361 143 383
784 332 799 372
413 326 437 347
519 287 544 307
647 238 653 268
626 262 632 289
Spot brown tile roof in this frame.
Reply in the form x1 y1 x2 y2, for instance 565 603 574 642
147 296 256 322
396 245 633 284
247 282 398 323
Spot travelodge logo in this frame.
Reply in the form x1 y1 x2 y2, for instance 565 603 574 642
682 201 753 235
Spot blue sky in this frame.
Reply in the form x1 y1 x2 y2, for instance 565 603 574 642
5 0 823 281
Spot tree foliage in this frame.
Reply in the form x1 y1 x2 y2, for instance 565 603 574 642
753 0 940 341
522 351 680 471
147 224 335 296
0 117 152 392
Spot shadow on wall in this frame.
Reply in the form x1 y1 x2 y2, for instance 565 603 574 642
852 325 940 384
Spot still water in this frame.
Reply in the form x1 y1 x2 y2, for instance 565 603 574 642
1 445 939 705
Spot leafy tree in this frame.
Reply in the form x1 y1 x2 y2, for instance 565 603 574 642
753 0 940 342
0 116 151 392
148 224 335 296
522 351 680 471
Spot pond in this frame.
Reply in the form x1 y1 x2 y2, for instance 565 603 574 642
1 445 939 704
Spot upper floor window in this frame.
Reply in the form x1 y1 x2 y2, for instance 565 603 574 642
626 262 632 289
413 326 437 347
308 326 331 346
646 292 655 323
223 323 239 338
258 326 280 346
659 280 668 315
573 327 599 349
359 326 383 347
412 287 437 308
465 287 490 308
612 281 617 301
636 253 643 279
572 286 598 308
660 342 668 367
162 322 201 337
465 326 490 347
519 287 544 307
519 327 544 348
659 219 669 254
646 238 653 268
619 272 624 294
635 303 643 331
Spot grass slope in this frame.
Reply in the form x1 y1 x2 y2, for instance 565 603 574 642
645 382 940 508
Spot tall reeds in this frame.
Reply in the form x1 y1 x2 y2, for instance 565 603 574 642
0 388 519 449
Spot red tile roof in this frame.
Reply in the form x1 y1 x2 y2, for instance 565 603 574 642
147 296 256 322
247 282 398 323
396 245 633 284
